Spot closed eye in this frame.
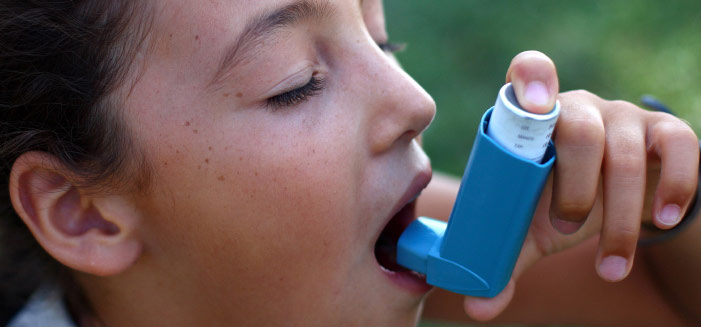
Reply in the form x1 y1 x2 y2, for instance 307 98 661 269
266 76 325 110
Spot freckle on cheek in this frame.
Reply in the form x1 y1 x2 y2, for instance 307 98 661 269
205 158 209 164
193 129 198 134
223 93 229 97
195 35 199 40
218 175 225 181
236 92 243 98
208 146 213 151
254 171 259 177
184 121 190 126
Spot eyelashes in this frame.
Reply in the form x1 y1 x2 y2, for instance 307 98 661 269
265 41 404 110
266 76 325 110
378 41 405 54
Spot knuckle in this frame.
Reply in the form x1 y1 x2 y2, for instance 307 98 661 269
606 130 645 173
557 114 605 148
653 120 698 144
606 100 642 118
608 99 634 109
648 111 677 123
607 152 645 179
561 89 599 102
610 99 638 110
605 223 639 251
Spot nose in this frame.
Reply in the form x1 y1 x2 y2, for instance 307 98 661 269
360 48 436 154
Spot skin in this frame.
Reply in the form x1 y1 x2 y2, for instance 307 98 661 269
420 174 701 325
91 0 435 325
418 52 699 324
7 0 699 326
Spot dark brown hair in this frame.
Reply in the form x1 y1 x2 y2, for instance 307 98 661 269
0 0 153 323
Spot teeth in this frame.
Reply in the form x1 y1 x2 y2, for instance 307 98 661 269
410 271 426 279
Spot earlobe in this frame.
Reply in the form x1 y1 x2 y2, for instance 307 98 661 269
9 151 143 276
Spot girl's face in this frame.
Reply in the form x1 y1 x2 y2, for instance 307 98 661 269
118 0 435 324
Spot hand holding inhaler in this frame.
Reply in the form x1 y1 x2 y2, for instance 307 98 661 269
408 52 699 322
397 51 699 308
397 82 559 297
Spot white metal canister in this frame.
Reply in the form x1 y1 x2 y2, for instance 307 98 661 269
487 83 560 162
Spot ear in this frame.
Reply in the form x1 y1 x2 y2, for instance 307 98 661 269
8 151 143 276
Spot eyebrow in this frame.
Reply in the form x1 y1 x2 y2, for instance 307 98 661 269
209 0 334 89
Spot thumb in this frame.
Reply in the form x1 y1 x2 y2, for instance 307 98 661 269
505 51 559 114
463 279 516 321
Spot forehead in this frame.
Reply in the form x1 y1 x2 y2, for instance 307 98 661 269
149 0 374 55
145 1 364 87
136 0 383 98
149 1 243 62
140 1 270 95
150 0 353 48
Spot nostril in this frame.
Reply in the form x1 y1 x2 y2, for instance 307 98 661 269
401 130 418 142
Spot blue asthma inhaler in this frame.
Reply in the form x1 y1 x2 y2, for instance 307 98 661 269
397 83 560 297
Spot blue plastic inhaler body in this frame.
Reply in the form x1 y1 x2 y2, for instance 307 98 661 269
397 84 558 298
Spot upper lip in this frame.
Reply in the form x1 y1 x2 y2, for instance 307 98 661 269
374 167 433 243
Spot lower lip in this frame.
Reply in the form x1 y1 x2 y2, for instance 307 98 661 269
379 263 433 295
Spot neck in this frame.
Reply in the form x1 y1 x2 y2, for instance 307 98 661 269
74 254 204 327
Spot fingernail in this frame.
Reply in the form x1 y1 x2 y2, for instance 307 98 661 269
599 256 628 282
524 81 550 107
551 218 584 235
657 204 681 226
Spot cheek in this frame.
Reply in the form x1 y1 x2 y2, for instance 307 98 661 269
133 105 372 310
223 141 359 260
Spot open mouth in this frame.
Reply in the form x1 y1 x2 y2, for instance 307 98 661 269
373 169 433 294
374 196 420 274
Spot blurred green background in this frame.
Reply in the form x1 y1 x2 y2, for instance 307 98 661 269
385 0 701 177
